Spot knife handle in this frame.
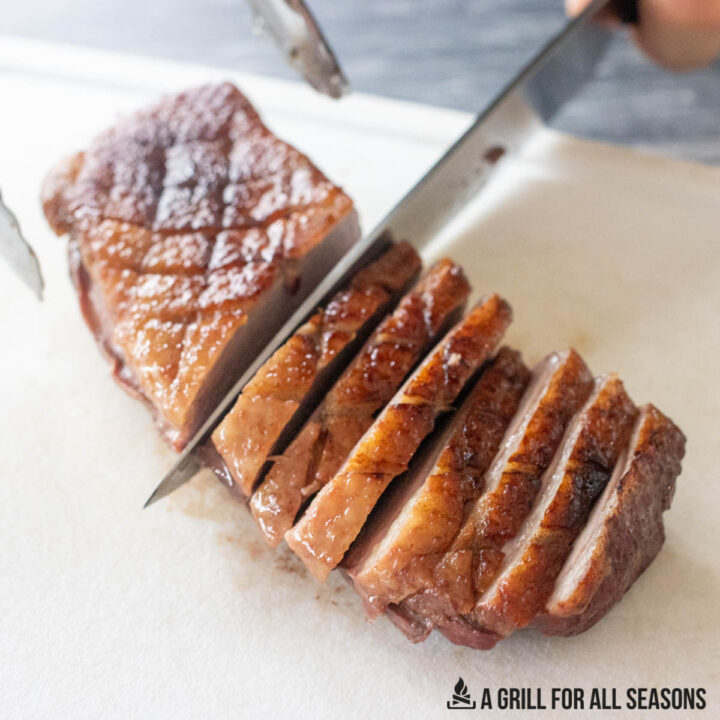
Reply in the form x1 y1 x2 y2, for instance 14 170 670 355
613 0 639 24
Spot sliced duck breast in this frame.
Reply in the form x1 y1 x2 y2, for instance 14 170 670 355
471 374 638 637
249 259 470 545
348 348 531 616
537 404 685 636
285 295 512 581
41 80 691 654
431 349 595 616
211 242 421 498
373 350 592 648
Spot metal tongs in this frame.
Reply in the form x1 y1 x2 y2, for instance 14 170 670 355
245 0 637 100
245 0 349 98
0 189 43 299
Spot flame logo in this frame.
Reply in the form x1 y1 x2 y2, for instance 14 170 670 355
454 678 469 698
448 677 475 709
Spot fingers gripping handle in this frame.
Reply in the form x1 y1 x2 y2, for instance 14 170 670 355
613 0 639 24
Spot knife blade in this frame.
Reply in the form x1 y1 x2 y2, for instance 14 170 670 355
0 189 44 300
144 0 614 508
245 0 349 98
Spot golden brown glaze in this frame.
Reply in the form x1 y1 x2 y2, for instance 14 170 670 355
472 374 638 636
249 259 470 546
211 242 421 498
349 348 531 615
537 404 685 636
432 349 595 615
42 83 358 448
285 295 512 581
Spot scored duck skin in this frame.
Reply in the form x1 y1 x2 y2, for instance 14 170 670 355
537 404 685 637
210 242 421 498
249 259 471 546
348 348 531 616
471 374 638 638
42 83 359 449
285 294 513 581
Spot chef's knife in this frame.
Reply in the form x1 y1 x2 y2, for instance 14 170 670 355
145 0 628 508
0 189 44 300
245 0 349 98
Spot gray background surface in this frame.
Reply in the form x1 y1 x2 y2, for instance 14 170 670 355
3 0 719 162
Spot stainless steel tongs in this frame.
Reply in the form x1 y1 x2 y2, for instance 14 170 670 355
0 189 43 299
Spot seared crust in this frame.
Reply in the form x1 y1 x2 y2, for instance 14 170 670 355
472 374 638 636
211 242 421 498
537 404 685 636
42 84 346 234
42 83 357 448
286 295 512 581
349 348 531 614
250 259 470 545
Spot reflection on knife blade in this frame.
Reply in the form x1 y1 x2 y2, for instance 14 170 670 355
245 0 349 98
0 189 44 300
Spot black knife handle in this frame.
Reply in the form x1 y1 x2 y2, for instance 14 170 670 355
613 0 639 25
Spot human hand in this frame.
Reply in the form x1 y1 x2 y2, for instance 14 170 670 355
567 0 720 70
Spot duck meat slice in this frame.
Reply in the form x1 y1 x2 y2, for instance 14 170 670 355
249 259 471 546
210 242 421 498
425 349 595 620
42 82 359 449
537 404 685 636
285 295 513 581
471 374 638 638
347 348 530 617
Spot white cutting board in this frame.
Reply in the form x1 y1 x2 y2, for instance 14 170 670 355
0 38 718 720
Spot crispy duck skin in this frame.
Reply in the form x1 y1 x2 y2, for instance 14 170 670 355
210 242 421 498
285 295 513 581
348 348 531 616
426 349 595 617
42 83 359 449
537 404 685 637
471 374 638 637
249 259 471 546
